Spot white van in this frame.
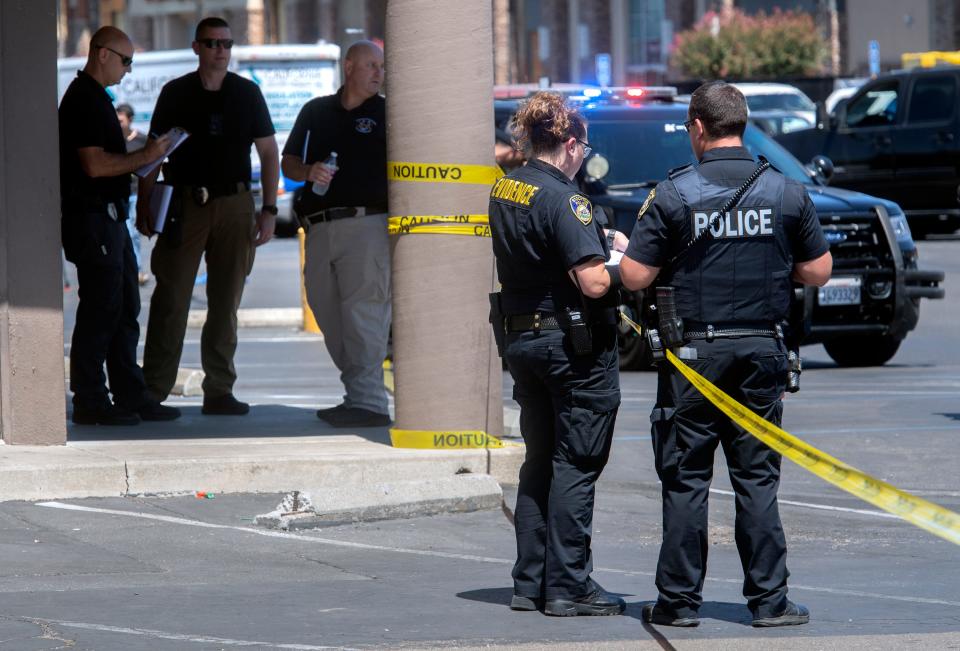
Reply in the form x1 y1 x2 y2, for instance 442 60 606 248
58 44 341 232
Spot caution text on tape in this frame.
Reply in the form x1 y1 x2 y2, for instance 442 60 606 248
388 161 504 186
387 214 491 237
390 428 518 450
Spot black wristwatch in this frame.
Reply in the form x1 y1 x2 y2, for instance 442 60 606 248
262 204 278 216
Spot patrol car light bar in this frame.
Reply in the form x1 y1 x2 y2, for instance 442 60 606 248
493 84 677 102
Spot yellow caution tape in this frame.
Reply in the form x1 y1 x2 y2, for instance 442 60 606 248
388 161 504 185
664 348 960 546
387 214 491 237
390 428 517 449
382 359 394 395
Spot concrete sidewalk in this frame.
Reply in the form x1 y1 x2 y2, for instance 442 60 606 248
0 413 524 514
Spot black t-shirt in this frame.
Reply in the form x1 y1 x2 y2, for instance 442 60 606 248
625 147 828 267
58 71 129 203
150 71 275 186
489 158 609 314
283 89 387 211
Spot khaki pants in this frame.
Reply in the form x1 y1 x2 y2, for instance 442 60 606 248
304 213 391 414
143 190 255 400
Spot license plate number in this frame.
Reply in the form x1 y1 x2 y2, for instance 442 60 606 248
818 277 861 306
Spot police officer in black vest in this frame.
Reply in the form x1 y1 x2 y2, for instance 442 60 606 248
489 92 626 617
621 81 832 627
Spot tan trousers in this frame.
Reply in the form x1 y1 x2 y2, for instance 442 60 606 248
304 213 391 414
143 189 255 400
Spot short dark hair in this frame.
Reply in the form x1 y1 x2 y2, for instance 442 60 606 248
195 17 230 41
688 81 748 139
116 103 135 120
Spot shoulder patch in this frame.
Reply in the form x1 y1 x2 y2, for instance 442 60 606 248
638 188 656 220
569 194 593 225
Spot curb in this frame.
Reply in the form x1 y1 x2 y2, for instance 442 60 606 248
0 437 525 505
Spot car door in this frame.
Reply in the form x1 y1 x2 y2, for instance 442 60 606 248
891 72 959 211
831 78 901 197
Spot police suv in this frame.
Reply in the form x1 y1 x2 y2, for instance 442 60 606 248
495 87 945 369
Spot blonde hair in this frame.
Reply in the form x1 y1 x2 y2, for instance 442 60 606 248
511 92 586 157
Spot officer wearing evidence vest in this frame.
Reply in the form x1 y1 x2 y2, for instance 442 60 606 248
621 81 832 628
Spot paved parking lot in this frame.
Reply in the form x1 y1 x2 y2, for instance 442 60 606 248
30 236 960 648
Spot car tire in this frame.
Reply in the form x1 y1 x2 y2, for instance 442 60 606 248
823 334 902 367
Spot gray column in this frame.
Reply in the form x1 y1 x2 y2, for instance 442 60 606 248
0 0 67 445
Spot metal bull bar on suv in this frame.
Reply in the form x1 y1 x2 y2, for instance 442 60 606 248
872 204 945 300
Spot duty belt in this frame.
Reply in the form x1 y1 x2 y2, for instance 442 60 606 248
684 323 782 342
505 313 561 333
185 181 250 206
304 204 387 225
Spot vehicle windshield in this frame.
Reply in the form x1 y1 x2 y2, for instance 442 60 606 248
587 117 815 187
588 119 694 187
745 93 816 112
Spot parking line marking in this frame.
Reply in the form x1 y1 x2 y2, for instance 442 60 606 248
20 618 352 650
36 501 960 609
708 488 900 519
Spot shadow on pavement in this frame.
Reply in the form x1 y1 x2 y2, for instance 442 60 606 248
66 403 393 444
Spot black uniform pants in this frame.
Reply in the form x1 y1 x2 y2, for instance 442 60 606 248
651 336 790 619
63 208 149 411
505 325 620 601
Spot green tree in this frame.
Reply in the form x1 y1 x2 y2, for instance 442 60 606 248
672 8 826 79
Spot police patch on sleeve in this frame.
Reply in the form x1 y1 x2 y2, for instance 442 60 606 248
638 188 656 220
569 194 593 225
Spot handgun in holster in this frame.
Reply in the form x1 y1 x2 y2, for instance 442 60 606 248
642 286 684 364
783 286 809 393
488 292 507 358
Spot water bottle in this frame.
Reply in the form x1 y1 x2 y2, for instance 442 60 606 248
312 151 338 196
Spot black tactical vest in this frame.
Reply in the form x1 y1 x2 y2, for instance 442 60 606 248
663 165 794 324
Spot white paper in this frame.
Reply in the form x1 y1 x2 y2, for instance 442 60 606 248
606 250 624 266
149 183 174 233
135 127 190 178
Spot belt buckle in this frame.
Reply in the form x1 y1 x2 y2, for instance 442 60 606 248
193 186 210 206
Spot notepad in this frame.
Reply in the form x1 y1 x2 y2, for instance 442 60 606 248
135 127 190 178
149 183 174 233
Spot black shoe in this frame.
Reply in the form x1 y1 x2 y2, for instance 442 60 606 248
321 407 392 428
752 601 810 627
509 595 541 611
137 401 181 421
316 403 348 419
72 404 140 426
544 581 625 617
202 394 250 416
641 603 699 627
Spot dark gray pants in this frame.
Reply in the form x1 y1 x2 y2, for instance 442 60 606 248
651 336 791 619
505 326 620 601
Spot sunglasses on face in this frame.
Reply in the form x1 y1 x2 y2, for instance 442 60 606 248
95 44 133 67
198 38 234 49
577 138 592 157
683 118 696 132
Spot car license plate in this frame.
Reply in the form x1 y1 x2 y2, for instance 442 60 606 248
818 276 861 306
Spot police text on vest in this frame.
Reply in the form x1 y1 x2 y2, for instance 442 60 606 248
692 208 774 238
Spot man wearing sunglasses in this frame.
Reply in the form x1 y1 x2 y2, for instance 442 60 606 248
59 26 180 426
137 16 279 416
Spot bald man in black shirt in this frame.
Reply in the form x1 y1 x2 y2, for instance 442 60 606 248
59 26 179 425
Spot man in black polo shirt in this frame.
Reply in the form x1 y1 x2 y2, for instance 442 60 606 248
281 41 390 428
59 26 179 425
136 16 279 416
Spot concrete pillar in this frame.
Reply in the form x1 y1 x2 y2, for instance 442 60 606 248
493 0 512 85
386 0 503 442
0 0 67 445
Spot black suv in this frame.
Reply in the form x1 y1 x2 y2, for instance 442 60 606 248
495 92 944 369
776 67 960 236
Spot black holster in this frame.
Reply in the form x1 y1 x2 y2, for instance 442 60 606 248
488 292 506 358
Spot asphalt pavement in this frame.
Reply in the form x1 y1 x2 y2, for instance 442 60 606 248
26 232 960 648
